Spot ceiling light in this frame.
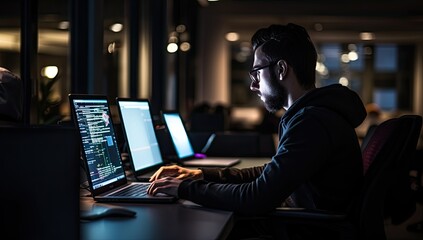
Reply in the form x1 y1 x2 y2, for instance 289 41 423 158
167 43 178 53
180 42 191 52
58 21 69 30
339 77 349 86
176 25 186 33
341 54 350 63
348 51 358 61
110 23 123 33
225 32 239 42
41 66 59 79
348 44 357 51
314 23 323 32
360 32 375 41
108 42 116 53
315 62 328 76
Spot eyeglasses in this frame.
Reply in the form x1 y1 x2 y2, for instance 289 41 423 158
249 61 278 83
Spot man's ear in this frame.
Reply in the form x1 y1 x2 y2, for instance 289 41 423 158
277 60 288 80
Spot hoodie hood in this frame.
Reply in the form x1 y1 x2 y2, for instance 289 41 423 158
283 84 366 128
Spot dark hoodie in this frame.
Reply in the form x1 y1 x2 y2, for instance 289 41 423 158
178 84 366 215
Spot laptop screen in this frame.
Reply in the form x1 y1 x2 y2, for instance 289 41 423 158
70 97 126 191
162 112 195 159
116 99 164 173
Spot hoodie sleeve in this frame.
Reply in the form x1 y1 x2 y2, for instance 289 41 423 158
200 165 265 183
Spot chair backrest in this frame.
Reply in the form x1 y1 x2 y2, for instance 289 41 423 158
361 123 394 175
355 115 422 240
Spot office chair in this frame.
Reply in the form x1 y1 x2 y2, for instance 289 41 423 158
268 115 422 240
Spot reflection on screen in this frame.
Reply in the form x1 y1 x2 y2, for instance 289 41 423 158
118 100 164 171
73 99 125 190
163 113 195 158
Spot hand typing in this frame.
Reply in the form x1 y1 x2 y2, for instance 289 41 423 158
147 177 182 197
149 165 203 182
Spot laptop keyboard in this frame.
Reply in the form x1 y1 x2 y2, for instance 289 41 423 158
110 183 150 197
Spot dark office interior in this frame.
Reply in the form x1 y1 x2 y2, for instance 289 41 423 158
1 0 423 239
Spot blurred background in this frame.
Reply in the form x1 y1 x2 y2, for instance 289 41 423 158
0 0 422 135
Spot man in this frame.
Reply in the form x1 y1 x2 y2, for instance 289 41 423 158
148 23 366 237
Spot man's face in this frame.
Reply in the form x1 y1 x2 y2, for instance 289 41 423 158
250 46 287 113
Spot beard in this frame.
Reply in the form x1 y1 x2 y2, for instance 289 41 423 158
262 73 287 113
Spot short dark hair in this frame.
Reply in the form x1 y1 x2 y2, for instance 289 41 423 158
251 23 317 89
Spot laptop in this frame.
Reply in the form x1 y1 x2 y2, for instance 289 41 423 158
116 98 167 181
68 94 176 203
161 111 241 167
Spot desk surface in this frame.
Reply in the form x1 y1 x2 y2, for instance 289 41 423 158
81 158 270 240
80 198 234 240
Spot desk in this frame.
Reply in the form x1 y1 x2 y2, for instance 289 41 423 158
80 158 270 240
232 157 270 169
